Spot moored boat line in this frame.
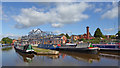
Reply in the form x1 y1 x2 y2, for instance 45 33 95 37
14 42 59 55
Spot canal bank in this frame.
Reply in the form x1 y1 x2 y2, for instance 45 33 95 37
32 46 59 55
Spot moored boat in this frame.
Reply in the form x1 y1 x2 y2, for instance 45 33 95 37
14 44 34 54
38 44 59 50
92 43 120 51
58 43 99 54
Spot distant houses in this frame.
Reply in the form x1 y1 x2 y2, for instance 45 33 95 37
104 35 117 39
70 26 95 41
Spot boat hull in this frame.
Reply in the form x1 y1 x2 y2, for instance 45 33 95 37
93 44 120 52
14 47 34 54
58 47 98 54
38 44 59 50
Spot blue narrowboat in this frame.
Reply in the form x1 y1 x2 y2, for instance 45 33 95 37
37 44 59 50
92 43 120 51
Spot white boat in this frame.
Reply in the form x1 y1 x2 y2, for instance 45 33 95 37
65 43 77 46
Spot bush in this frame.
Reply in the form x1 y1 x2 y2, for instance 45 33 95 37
78 38 85 41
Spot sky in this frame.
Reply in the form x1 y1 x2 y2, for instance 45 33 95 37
1 2 119 40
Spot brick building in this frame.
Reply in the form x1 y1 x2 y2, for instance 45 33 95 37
70 26 95 41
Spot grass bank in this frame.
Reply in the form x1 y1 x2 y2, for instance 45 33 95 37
32 46 59 55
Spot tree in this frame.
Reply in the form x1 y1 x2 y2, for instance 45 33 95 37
78 38 85 41
1 37 13 44
110 35 116 39
65 33 70 39
94 28 103 38
59 33 65 36
116 31 120 39
102 35 106 38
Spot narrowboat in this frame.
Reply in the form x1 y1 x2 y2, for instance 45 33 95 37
14 44 34 54
59 43 98 49
37 43 76 50
37 44 59 50
64 43 77 47
92 43 120 51
58 43 99 54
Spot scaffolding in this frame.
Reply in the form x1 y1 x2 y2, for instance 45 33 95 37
21 28 62 45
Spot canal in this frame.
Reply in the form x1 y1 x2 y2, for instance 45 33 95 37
1 46 119 66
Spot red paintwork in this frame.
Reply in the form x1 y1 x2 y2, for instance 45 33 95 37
57 44 61 46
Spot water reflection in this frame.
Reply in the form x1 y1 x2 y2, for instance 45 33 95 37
2 46 12 51
14 49 120 64
99 51 120 60
36 55 60 59
59 51 100 63
15 50 34 63
59 53 66 59
46 55 59 59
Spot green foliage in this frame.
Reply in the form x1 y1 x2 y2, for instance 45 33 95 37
73 40 77 43
94 28 103 38
65 33 70 39
110 35 116 39
112 39 119 43
59 33 65 36
102 35 106 38
78 38 85 41
116 31 120 39
2 47 12 51
1 37 13 44
59 33 70 39
88 39 100 44
79 38 101 44
100 39 109 43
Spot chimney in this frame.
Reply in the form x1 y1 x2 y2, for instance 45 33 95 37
86 26 89 39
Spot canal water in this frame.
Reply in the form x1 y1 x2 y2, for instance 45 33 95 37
1 46 119 66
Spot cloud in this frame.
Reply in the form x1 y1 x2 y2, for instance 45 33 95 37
51 23 63 28
101 7 118 19
101 2 118 19
0 34 21 40
53 30 73 35
104 28 115 32
13 2 90 29
53 30 61 34
94 8 102 13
